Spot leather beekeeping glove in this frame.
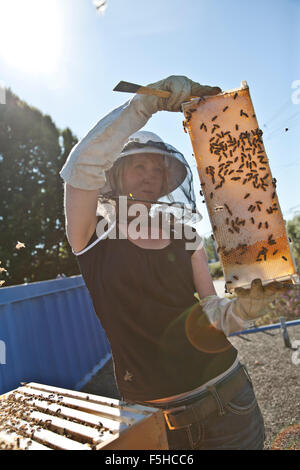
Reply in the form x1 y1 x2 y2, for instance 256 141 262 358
200 279 291 336
233 278 292 321
60 75 221 190
145 75 222 112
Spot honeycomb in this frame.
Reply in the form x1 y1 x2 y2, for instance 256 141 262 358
182 83 298 291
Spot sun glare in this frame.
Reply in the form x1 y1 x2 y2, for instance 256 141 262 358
0 0 63 77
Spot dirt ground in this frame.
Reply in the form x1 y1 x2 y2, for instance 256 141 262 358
81 324 300 450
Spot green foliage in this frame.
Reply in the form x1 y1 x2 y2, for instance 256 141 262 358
0 89 80 286
287 215 300 273
203 236 218 262
255 287 300 325
208 261 224 280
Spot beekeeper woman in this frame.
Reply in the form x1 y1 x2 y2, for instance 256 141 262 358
60 76 285 450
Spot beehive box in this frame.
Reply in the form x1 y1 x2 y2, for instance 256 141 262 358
0 382 168 450
182 82 298 291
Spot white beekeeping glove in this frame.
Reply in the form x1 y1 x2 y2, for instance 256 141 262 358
199 295 250 336
233 279 292 320
60 75 221 190
201 279 291 336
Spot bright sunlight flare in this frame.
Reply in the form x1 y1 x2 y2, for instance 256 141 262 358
0 0 63 77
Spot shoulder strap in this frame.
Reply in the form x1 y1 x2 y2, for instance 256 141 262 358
74 217 116 256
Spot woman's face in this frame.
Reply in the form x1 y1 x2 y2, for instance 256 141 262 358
122 153 165 203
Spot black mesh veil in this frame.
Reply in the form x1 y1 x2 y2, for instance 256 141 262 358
98 136 202 226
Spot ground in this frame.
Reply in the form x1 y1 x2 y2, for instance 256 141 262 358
81 324 300 450
230 324 300 450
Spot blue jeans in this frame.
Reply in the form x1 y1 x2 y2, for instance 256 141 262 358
163 365 266 450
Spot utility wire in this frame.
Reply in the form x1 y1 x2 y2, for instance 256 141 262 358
264 109 300 141
263 98 292 129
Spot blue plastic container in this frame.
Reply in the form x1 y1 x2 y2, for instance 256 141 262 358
0 276 111 395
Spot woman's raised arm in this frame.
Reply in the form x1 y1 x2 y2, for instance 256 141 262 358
191 246 217 298
64 183 98 253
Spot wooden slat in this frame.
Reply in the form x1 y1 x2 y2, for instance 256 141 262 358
29 410 105 444
3 417 91 450
27 383 122 406
26 382 157 415
12 392 122 432
0 430 51 450
18 386 141 425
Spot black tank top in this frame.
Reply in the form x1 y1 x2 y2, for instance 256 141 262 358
76 219 237 402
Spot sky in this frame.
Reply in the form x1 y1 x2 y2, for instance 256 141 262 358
0 0 299 236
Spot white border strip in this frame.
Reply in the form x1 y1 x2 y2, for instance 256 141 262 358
73 221 116 256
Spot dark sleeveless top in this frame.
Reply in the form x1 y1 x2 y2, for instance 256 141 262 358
76 219 237 402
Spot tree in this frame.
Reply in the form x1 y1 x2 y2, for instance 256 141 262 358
203 235 219 262
0 89 79 286
287 214 300 273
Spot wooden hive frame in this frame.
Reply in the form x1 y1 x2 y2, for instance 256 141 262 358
0 383 168 450
182 83 298 291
